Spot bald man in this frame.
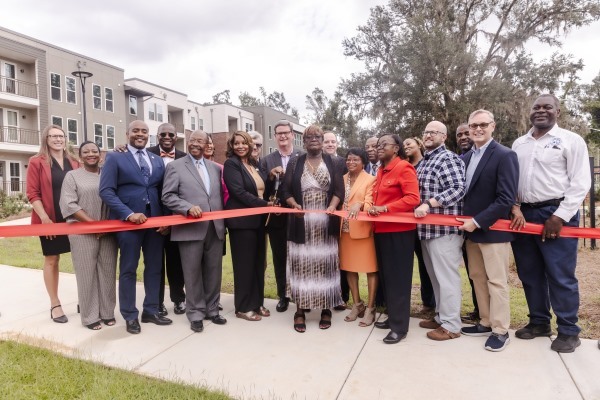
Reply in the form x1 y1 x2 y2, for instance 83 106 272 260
414 121 466 341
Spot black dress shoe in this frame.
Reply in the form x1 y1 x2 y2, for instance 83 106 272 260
126 319 141 334
141 312 173 325
375 320 390 329
158 304 168 317
218 303 223 311
204 314 227 325
383 331 406 344
190 320 204 333
173 301 186 315
276 297 289 312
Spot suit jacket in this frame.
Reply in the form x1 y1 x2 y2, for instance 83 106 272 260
223 156 268 230
26 155 80 224
342 170 375 239
462 139 519 243
161 156 225 241
147 145 187 160
99 150 165 220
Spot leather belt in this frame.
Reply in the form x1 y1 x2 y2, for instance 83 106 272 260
521 197 564 208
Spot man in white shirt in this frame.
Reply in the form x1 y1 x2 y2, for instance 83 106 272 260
510 94 591 353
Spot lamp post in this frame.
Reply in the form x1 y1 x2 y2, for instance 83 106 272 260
72 64 93 142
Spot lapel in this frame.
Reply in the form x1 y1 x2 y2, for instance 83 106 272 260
240 157 259 194
124 150 146 183
468 140 496 191
348 171 366 201
184 156 208 194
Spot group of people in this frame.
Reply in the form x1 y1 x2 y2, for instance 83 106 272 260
26 93 591 354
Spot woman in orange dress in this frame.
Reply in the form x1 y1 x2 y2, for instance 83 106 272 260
339 148 378 326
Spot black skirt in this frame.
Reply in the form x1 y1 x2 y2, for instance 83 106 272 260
39 235 70 256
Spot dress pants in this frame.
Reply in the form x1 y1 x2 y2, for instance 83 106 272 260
178 222 223 322
421 234 464 333
414 231 435 308
374 230 415 334
511 205 580 335
230 227 266 313
267 226 288 300
115 228 164 321
159 234 185 304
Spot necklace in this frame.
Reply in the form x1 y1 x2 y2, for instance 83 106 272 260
348 173 358 187
306 157 321 173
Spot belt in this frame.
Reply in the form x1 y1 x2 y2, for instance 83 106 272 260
521 197 564 208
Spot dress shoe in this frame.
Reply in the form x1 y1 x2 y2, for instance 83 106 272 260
204 314 227 325
419 319 441 330
374 319 389 330
50 304 68 324
383 331 406 344
190 320 204 333
173 301 186 315
126 319 141 334
276 297 289 312
141 312 173 325
158 303 168 317
427 326 460 341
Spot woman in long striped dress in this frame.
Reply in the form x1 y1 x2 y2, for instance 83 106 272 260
282 125 345 332
60 141 117 330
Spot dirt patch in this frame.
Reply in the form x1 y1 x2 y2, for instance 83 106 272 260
0 210 31 223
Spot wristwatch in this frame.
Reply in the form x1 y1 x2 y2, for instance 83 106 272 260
425 200 433 208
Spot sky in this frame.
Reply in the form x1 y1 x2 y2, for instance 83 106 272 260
2 0 600 123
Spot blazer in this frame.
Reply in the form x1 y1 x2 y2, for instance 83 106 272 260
281 153 345 243
26 155 79 224
462 139 519 243
342 170 375 239
223 156 268 230
147 145 187 160
99 150 165 220
161 156 226 241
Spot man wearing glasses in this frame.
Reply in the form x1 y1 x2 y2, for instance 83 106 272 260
414 121 466 341
260 120 304 312
250 131 264 163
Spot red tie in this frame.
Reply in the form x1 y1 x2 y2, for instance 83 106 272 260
160 151 175 158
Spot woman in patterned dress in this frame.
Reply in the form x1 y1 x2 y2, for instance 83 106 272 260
282 125 345 332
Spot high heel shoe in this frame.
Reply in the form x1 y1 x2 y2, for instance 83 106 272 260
50 304 68 323
344 301 366 322
359 307 376 327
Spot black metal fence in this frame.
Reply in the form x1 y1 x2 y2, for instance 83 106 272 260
0 180 26 196
0 127 40 145
0 76 38 99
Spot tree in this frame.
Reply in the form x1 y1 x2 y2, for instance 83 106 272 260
211 89 231 104
342 0 600 148
238 87 299 118
580 71 600 146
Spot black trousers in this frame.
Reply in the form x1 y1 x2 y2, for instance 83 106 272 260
267 226 288 300
230 228 266 313
375 230 415 334
159 234 186 304
462 242 479 315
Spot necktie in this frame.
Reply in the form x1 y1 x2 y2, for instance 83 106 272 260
371 163 378 176
137 150 151 184
195 160 210 194
160 150 175 158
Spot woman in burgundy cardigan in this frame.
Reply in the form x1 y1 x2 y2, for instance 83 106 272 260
368 134 420 344
26 125 79 323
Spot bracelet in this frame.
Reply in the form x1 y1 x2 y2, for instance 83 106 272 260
425 200 433 208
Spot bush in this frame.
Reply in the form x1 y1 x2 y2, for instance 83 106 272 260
0 191 28 219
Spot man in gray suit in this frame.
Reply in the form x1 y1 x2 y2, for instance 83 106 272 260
162 130 227 333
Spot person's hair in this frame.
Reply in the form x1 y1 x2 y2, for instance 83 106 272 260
35 124 77 166
536 93 561 108
380 133 406 159
78 140 100 157
249 131 263 143
274 119 293 132
468 109 495 122
226 130 256 165
346 147 368 166
303 124 324 138
404 136 425 156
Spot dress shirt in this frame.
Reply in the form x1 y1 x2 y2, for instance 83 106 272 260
465 139 492 189
416 144 466 239
127 144 152 174
366 161 380 176
278 148 295 172
190 154 210 195
512 124 591 222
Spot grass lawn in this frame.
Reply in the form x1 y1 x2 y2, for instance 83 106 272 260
0 341 231 399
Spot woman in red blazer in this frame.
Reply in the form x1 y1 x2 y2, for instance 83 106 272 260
26 125 79 323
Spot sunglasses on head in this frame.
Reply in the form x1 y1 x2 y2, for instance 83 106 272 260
159 132 176 138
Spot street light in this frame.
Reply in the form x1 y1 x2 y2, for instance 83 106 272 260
72 62 93 142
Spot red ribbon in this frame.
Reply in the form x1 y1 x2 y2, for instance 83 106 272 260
1 208 599 239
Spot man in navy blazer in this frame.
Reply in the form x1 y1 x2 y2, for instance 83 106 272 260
100 120 172 334
457 109 518 352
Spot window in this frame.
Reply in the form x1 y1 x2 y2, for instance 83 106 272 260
149 135 157 146
5 110 18 142
50 73 61 101
52 116 63 127
4 63 16 94
67 119 78 145
105 88 113 112
245 122 253 132
9 162 21 193
129 95 137 115
92 84 101 110
106 125 115 150
94 123 103 148
149 103 164 122
191 117 196 131
199 119 204 130
65 76 76 104
268 125 272 139
156 104 163 122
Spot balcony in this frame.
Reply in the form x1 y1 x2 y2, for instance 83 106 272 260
0 126 40 146
1 76 37 99
0 180 26 196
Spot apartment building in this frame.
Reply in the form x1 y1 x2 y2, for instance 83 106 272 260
242 106 304 156
0 26 126 195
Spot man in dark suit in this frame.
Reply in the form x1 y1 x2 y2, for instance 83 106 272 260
147 123 187 317
100 120 172 334
260 120 304 312
456 109 518 352
162 130 227 333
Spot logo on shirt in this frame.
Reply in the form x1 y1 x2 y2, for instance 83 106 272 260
545 137 562 150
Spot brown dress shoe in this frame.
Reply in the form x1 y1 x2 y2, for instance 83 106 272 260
427 326 460 341
419 319 441 329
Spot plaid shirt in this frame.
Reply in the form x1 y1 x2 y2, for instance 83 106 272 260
416 145 466 239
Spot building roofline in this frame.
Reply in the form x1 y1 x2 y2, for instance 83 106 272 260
125 77 188 97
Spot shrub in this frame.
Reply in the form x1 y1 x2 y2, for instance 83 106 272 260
0 191 28 219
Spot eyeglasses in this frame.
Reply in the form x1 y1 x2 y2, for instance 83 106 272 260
159 132 176 138
468 122 493 130
275 131 292 136
254 143 263 148
48 135 65 139
422 130 444 137
376 143 396 149
346 159 362 164
304 135 323 141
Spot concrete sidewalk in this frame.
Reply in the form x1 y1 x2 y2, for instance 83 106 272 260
0 262 599 399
